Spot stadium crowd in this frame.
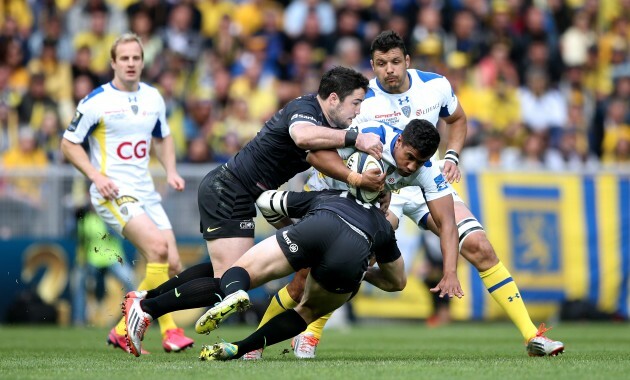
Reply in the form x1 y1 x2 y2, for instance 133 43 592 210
1 0 629 177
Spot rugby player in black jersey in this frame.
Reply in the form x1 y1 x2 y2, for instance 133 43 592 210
198 66 385 279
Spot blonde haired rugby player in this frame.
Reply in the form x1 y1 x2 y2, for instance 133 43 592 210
61 33 194 355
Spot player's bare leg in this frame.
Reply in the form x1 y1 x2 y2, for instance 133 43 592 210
425 201 564 356
206 237 255 278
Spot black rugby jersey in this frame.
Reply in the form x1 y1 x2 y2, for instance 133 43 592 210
227 94 333 196
288 190 401 263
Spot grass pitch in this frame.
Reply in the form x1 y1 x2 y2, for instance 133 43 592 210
1 321 628 380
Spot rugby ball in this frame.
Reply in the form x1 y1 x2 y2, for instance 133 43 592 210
346 151 385 203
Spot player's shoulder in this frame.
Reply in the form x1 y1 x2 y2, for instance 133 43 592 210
79 84 107 106
410 69 444 82
285 94 320 119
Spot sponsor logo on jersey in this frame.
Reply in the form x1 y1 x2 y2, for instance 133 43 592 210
290 113 317 123
401 105 411 117
240 221 255 229
374 111 401 119
68 111 83 132
115 195 139 206
397 96 410 105
282 230 299 252
415 103 441 116
434 175 448 191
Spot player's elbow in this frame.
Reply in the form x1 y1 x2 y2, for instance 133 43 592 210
292 133 311 149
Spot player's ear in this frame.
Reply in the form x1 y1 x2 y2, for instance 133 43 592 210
405 55 410 69
370 59 375 71
330 92 339 105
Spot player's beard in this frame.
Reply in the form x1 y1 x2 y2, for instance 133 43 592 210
328 103 352 129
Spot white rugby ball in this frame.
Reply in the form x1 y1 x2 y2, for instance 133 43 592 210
346 151 385 203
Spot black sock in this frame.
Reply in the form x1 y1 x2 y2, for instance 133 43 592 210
141 277 223 319
220 266 251 295
146 262 214 299
233 309 307 358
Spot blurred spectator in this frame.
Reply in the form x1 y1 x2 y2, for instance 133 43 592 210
476 39 519 88
208 14 242 68
72 74 96 105
162 3 203 63
513 5 561 82
443 8 484 64
2 38 30 95
602 129 630 168
0 2 33 39
126 0 170 33
197 0 235 40
210 97 259 159
478 76 524 147
28 38 73 124
481 0 519 49
28 13 74 62
560 9 596 67
184 136 212 163
283 0 336 38
35 109 63 163
229 57 278 122
410 7 446 60
1 127 49 205
0 102 19 155
71 45 101 88
600 98 630 160
460 129 520 171
233 0 279 37
157 69 187 160
518 67 568 138
183 97 213 143
129 9 163 72
16 72 59 128
326 36 369 74
514 130 552 170
0 64 21 107
66 0 127 39
546 128 600 171
72 7 118 81
519 38 563 86
295 7 335 64
252 7 288 76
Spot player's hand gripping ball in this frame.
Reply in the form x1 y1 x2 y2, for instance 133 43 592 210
346 151 385 203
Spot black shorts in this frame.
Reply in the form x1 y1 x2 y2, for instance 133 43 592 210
198 164 258 239
276 210 371 294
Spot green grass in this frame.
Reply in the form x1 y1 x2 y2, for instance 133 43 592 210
1 322 628 380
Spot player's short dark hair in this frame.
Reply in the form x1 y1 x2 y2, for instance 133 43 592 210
318 66 369 101
370 30 408 58
401 119 440 158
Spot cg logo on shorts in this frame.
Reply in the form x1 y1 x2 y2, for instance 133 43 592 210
282 230 299 253
239 221 255 229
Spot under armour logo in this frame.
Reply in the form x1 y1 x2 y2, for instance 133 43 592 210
128 96 137 103
398 96 409 105
507 293 521 302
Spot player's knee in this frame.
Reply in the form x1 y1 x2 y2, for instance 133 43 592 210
146 237 169 263
256 190 288 224
286 279 305 302
461 234 497 269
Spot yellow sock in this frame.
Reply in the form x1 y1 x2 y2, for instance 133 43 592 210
304 312 331 340
114 317 127 336
143 263 178 336
257 286 298 328
480 261 538 341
